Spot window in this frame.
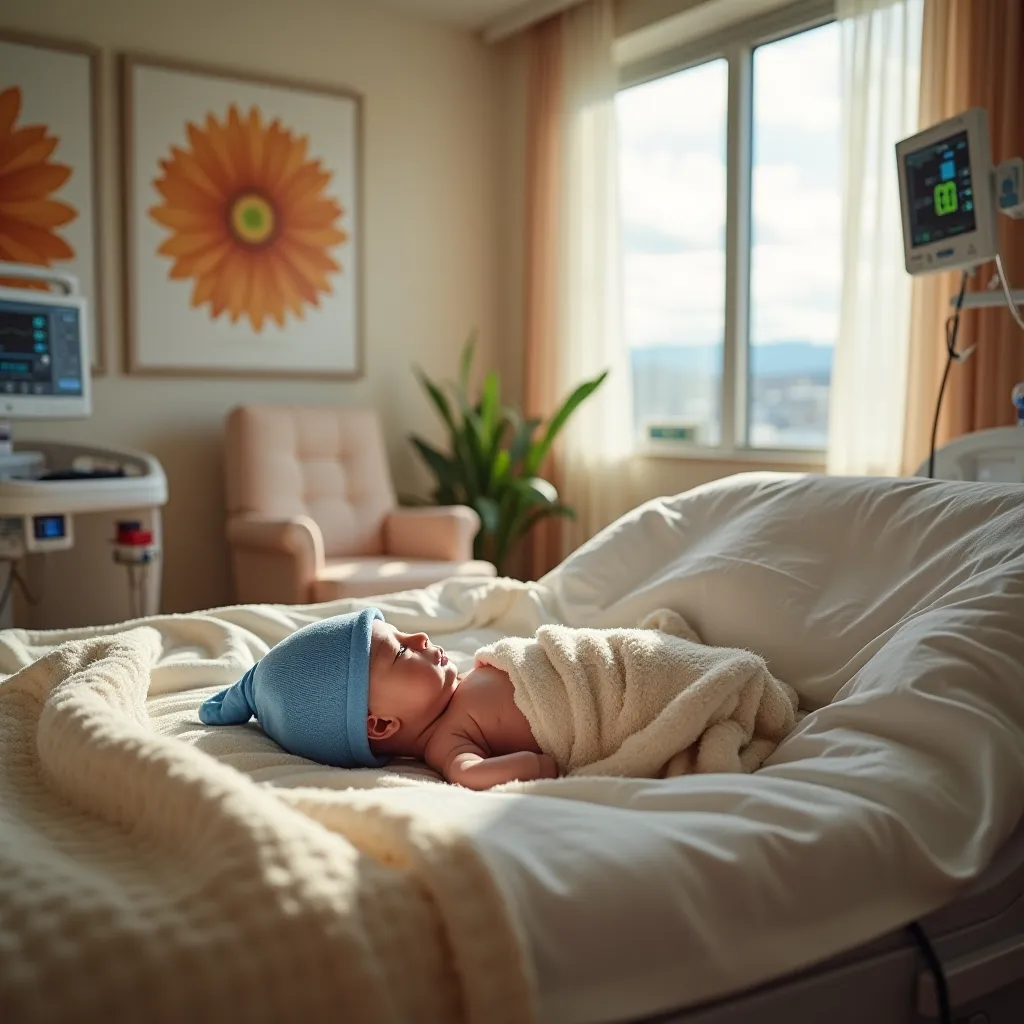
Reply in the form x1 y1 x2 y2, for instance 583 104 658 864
617 3 840 455
618 59 728 445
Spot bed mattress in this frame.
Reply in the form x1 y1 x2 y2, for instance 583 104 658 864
131 472 1024 1024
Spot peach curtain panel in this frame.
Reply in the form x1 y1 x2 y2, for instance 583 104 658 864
522 15 565 580
902 0 1024 473
520 0 632 580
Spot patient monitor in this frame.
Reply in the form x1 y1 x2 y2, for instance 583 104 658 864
0 265 167 630
896 107 1001 277
897 106 1024 280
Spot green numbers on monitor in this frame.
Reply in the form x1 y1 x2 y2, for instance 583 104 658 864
934 180 959 216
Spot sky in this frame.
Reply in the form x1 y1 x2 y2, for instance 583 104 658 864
616 22 841 351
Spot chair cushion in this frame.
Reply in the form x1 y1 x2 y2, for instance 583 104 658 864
312 557 497 602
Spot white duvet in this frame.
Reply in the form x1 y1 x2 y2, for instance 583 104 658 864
3 472 1024 1024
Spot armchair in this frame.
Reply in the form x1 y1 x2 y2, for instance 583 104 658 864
224 404 496 604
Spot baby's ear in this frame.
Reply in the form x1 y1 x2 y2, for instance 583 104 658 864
367 714 401 741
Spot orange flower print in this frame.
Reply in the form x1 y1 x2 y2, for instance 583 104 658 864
0 86 77 288
149 105 347 332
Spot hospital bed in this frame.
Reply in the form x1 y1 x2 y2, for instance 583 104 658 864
647 816 1024 1023
2 468 1023 1024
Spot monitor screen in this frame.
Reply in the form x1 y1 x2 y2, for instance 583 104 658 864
0 298 84 399
904 130 978 248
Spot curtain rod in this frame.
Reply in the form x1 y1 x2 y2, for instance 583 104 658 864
481 0 585 43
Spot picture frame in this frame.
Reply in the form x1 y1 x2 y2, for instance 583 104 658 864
0 30 105 374
120 54 364 379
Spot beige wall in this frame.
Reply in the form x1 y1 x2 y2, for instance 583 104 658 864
2 0 501 613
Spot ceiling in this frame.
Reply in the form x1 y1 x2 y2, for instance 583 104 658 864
372 0 554 34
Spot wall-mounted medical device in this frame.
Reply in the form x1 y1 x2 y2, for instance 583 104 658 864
0 265 90 421
896 108 1001 276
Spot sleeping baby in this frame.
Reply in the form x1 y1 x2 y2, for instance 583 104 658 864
199 608 799 790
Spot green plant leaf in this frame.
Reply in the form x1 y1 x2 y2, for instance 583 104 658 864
411 436 460 493
456 410 488 499
458 330 478 397
502 405 521 432
473 495 501 535
513 475 559 506
415 368 459 437
508 417 542 469
479 371 500 446
525 370 609 475
410 339 604 576
491 448 511 487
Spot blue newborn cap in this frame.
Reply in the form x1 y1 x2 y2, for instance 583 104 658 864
198 608 387 769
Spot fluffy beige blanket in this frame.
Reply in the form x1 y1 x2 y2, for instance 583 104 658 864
0 627 533 1023
475 609 798 778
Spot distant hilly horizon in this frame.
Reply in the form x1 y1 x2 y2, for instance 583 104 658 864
631 341 834 378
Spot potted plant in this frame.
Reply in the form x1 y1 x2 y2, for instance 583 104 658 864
409 333 608 576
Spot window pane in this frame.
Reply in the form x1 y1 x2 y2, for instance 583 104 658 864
749 24 840 449
617 60 728 445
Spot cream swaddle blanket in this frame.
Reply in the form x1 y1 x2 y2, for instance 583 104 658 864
474 609 799 778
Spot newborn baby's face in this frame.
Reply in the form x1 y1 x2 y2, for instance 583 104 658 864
366 620 459 749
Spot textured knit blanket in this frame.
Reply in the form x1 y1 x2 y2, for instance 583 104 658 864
0 625 532 1024
474 609 799 778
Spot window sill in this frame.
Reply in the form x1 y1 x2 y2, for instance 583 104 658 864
638 441 826 469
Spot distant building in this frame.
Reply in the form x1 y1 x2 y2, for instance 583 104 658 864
630 342 833 449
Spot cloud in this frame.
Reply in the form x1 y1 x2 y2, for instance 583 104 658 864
620 151 726 251
752 163 841 245
750 242 840 345
618 18 842 349
616 59 727 155
623 251 725 348
752 23 840 133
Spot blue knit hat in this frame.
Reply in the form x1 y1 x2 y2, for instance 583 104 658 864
198 608 387 769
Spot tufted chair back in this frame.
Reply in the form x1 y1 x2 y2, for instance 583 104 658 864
224 405 396 558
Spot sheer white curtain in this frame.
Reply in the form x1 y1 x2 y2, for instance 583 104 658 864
827 0 923 475
555 0 636 555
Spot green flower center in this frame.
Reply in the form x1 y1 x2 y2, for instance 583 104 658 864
230 193 276 246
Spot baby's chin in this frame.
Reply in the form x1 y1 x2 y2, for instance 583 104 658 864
440 660 459 692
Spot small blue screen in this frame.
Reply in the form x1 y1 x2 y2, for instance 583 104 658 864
33 515 66 540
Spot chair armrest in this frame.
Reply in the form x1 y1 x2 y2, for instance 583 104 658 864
226 514 325 594
384 505 480 561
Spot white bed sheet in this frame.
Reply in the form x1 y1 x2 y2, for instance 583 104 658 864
141 472 1024 1024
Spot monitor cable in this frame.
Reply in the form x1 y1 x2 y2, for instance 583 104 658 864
927 269 971 480
907 921 952 1024
0 560 16 620
994 252 1024 333
0 559 39 621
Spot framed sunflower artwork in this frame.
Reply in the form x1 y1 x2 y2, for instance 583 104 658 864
0 32 104 373
121 55 363 378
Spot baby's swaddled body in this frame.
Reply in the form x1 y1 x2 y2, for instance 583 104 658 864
440 608 799 786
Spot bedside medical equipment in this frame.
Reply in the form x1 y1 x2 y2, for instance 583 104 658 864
0 265 167 629
914 421 1024 482
896 109 1024 478
896 107 1001 276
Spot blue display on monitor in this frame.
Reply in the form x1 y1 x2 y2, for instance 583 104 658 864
33 515 67 540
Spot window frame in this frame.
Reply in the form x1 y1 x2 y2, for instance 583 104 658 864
617 0 836 464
